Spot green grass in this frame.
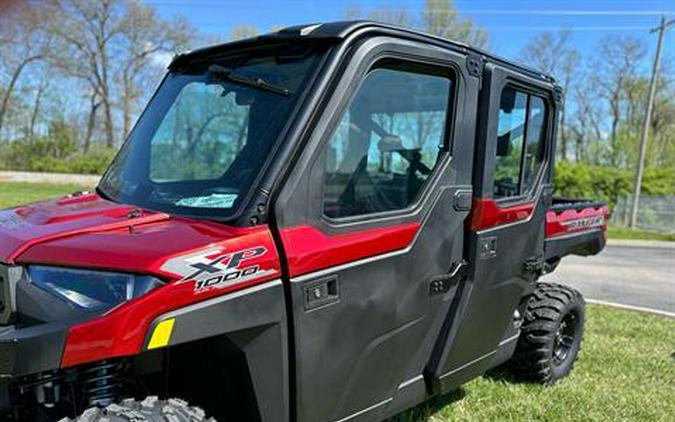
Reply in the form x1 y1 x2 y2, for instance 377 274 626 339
607 224 675 242
0 182 88 209
393 305 675 421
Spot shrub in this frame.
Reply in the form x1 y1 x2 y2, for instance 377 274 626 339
554 162 675 213
0 120 116 175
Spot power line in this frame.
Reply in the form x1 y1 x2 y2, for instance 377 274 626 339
455 10 675 16
195 22 657 32
486 26 654 32
143 2 675 16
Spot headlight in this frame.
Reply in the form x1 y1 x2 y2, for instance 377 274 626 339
27 266 164 310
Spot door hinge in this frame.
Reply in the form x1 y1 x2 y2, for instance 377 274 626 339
430 260 469 296
466 53 484 78
524 256 545 275
478 236 498 259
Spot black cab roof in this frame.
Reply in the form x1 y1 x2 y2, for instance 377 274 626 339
169 21 556 84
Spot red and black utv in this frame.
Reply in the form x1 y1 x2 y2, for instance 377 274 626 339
0 22 607 421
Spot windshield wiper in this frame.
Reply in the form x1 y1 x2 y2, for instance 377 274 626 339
207 64 289 96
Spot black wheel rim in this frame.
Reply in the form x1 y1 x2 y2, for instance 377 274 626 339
553 312 577 365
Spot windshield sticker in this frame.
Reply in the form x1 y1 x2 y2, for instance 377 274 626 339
161 245 276 293
175 193 238 208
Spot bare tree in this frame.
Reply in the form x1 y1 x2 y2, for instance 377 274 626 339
26 72 50 143
570 80 605 164
0 3 50 136
346 0 486 46
46 0 125 148
422 0 487 48
345 4 410 26
83 89 101 152
118 1 191 138
594 36 646 166
520 30 580 161
230 25 258 41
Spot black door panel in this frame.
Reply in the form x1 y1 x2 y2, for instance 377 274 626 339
289 187 469 421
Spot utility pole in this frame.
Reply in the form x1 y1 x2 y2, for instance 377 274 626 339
629 15 675 228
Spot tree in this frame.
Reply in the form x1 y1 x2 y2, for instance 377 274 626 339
25 70 51 143
46 0 124 148
44 0 193 149
569 79 605 164
594 36 646 167
520 30 580 161
230 25 258 41
0 2 51 137
422 0 487 48
346 5 411 27
345 0 487 47
118 1 191 138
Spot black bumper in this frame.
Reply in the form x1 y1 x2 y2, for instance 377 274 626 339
0 322 70 379
544 228 606 261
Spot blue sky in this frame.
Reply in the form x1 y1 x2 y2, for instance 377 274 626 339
147 0 675 64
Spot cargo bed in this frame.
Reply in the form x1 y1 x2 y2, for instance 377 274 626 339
544 197 608 262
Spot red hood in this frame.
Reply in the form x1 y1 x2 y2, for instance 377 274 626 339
0 193 275 280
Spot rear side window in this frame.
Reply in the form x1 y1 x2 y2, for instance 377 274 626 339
494 86 548 199
323 61 454 219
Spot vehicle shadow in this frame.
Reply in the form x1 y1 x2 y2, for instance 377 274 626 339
387 388 466 422
482 364 522 383
389 366 537 421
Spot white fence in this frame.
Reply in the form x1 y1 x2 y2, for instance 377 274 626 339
612 194 675 233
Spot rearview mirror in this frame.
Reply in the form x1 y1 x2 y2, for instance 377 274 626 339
497 134 512 156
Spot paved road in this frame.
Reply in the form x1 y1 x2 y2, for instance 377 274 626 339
543 243 675 314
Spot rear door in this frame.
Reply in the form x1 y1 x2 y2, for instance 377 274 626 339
272 37 479 421
426 62 559 390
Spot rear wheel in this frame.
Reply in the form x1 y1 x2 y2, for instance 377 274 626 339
61 397 214 421
510 282 585 383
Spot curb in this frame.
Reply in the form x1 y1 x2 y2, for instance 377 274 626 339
587 299 675 319
607 238 675 249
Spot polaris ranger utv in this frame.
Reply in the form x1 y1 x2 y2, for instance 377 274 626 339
0 22 607 421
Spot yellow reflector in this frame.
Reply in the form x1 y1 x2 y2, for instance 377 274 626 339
148 318 175 350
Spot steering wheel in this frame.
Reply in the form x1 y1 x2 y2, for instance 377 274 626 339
336 156 400 216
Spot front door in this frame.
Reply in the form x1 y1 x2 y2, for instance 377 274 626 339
273 38 479 421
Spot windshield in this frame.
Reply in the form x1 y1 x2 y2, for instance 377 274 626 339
99 45 324 219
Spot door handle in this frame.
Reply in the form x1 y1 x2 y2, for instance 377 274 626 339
453 190 472 212
304 276 340 311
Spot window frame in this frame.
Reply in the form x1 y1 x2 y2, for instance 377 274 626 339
318 54 459 224
492 80 552 206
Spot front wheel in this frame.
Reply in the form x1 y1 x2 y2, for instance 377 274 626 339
61 397 215 421
510 282 586 383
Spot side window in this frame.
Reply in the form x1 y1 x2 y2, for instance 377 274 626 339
323 61 454 219
494 86 548 199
